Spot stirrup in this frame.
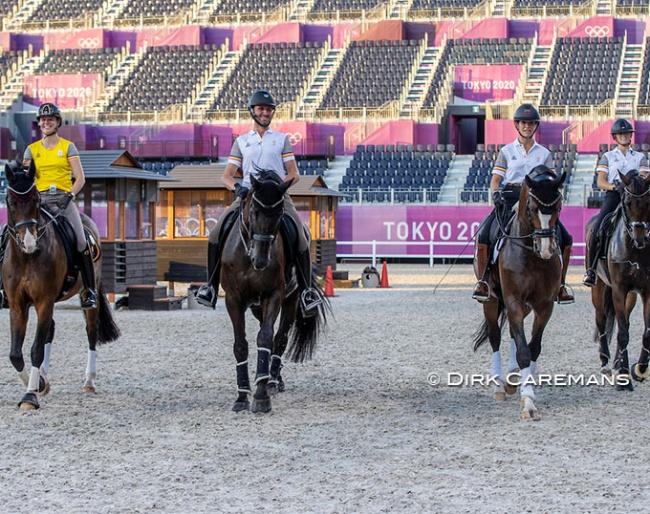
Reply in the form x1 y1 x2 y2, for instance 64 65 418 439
300 288 322 316
556 284 575 305
582 270 597 288
80 289 98 310
0 289 7 310
195 284 217 308
471 280 490 303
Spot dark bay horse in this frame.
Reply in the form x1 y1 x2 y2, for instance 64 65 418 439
585 170 650 390
2 162 120 409
220 170 329 413
473 167 567 420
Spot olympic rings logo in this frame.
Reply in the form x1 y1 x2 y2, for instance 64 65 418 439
287 132 303 146
77 37 100 49
584 26 610 38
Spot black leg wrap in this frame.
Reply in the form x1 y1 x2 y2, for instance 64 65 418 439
254 348 271 385
269 355 282 383
236 360 251 393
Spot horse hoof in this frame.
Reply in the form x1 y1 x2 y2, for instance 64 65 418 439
251 397 272 413
82 385 96 394
39 377 50 397
631 363 649 383
601 367 612 377
267 380 285 395
232 401 250 412
18 393 40 410
616 377 634 391
493 391 506 402
521 408 540 421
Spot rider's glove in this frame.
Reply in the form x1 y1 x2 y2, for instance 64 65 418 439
57 192 74 210
491 190 504 208
234 183 249 200
613 179 624 194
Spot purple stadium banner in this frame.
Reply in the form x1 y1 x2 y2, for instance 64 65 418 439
24 74 101 108
336 205 595 262
453 65 522 102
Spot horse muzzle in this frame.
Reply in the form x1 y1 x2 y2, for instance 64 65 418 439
532 228 557 260
13 219 39 254
628 221 650 249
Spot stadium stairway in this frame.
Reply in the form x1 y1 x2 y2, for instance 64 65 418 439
438 154 474 205
565 153 598 206
321 155 352 190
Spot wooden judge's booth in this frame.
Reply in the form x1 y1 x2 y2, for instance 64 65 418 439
156 163 342 284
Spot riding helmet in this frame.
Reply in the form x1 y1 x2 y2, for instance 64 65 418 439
611 118 635 134
36 102 63 127
513 104 540 122
248 90 277 109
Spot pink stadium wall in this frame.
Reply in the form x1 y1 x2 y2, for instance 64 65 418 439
484 120 569 148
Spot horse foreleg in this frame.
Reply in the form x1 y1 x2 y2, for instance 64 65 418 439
632 296 650 383
591 282 611 374
612 290 634 391
482 300 507 401
83 309 98 393
19 305 54 410
251 315 276 414
506 306 540 420
9 307 29 386
227 301 251 412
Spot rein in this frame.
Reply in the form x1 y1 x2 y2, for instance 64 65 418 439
238 188 285 256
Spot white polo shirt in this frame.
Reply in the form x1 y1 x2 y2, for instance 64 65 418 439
597 147 650 184
492 138 554 184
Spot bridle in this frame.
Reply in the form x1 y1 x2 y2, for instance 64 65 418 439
238 185 285 257
620 183 650 249
5 182 46 245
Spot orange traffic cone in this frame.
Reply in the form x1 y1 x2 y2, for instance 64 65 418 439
324 265 335 297
379 261 390 288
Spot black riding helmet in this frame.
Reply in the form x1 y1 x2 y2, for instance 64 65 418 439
36 102 63 128
248 90 276 127
513 104 540 122
611 118 634 135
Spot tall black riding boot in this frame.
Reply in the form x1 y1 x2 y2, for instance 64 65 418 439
582 234 600 287
0 226 8 309
297 249 321 317
195 241 221 308
78 245 98 310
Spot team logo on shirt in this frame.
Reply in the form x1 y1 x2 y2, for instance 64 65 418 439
58 150 63 157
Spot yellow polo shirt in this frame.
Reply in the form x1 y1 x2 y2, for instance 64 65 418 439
23 138 79 192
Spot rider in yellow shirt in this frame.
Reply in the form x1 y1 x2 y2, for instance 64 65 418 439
22 103 97 309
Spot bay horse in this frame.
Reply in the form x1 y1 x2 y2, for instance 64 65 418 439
585 170 650 390
473 166 567 420
2 162 120 409
220 170 329 413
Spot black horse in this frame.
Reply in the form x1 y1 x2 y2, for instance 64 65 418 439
585 170 650 390
473 166 567 420
2 162 120 409
220 170 329 413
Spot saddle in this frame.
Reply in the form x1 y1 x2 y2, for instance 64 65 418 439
41 208 100 300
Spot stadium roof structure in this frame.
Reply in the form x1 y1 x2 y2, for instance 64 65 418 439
79 150 176 182
163 163 345 197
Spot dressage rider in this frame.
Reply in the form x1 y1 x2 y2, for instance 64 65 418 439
472 103 574 305
195 90 321 315
0 103 97 310
582 118 650 287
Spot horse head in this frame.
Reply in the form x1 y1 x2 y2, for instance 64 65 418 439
4 160 41 254
619 169 650 249
523 165 566 259
245 170 292 270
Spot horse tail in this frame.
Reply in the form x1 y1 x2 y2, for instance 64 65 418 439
96 283 121 344
286 281 331 363
472 299 506 352
593 286 615 347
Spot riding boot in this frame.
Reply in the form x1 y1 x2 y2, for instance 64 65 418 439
472 243 490 303
0 226 7 309
195 241 221 308
557 245 575 304
78 245 98 310
297 249 321 317
582 234 600 287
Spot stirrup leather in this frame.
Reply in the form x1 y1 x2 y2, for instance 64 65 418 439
300 288 322 314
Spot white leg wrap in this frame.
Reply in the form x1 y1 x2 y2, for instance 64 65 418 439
491 351 505 381
520 366 535 400
508 338 518 371
530 360 537 377
41 343 52 374
19 369 29 386
27 366 40 393
86 349 97 376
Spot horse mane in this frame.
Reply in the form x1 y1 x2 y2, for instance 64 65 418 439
253 167 282 185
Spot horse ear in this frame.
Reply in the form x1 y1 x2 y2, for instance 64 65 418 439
555 171 567 187
280 178 294 194
28 160 36 179
250 175 258 187
524 174 533 188
4 163 13 182
620 170 631 185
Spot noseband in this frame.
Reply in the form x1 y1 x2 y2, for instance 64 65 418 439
621 185 650 249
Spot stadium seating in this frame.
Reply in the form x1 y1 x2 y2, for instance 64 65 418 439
37 48 120 80
27 0 103 22
120 0 195 21
0 0 20 18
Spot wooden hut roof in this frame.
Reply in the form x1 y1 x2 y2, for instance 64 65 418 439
79 150 176 182
162 164 344 197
